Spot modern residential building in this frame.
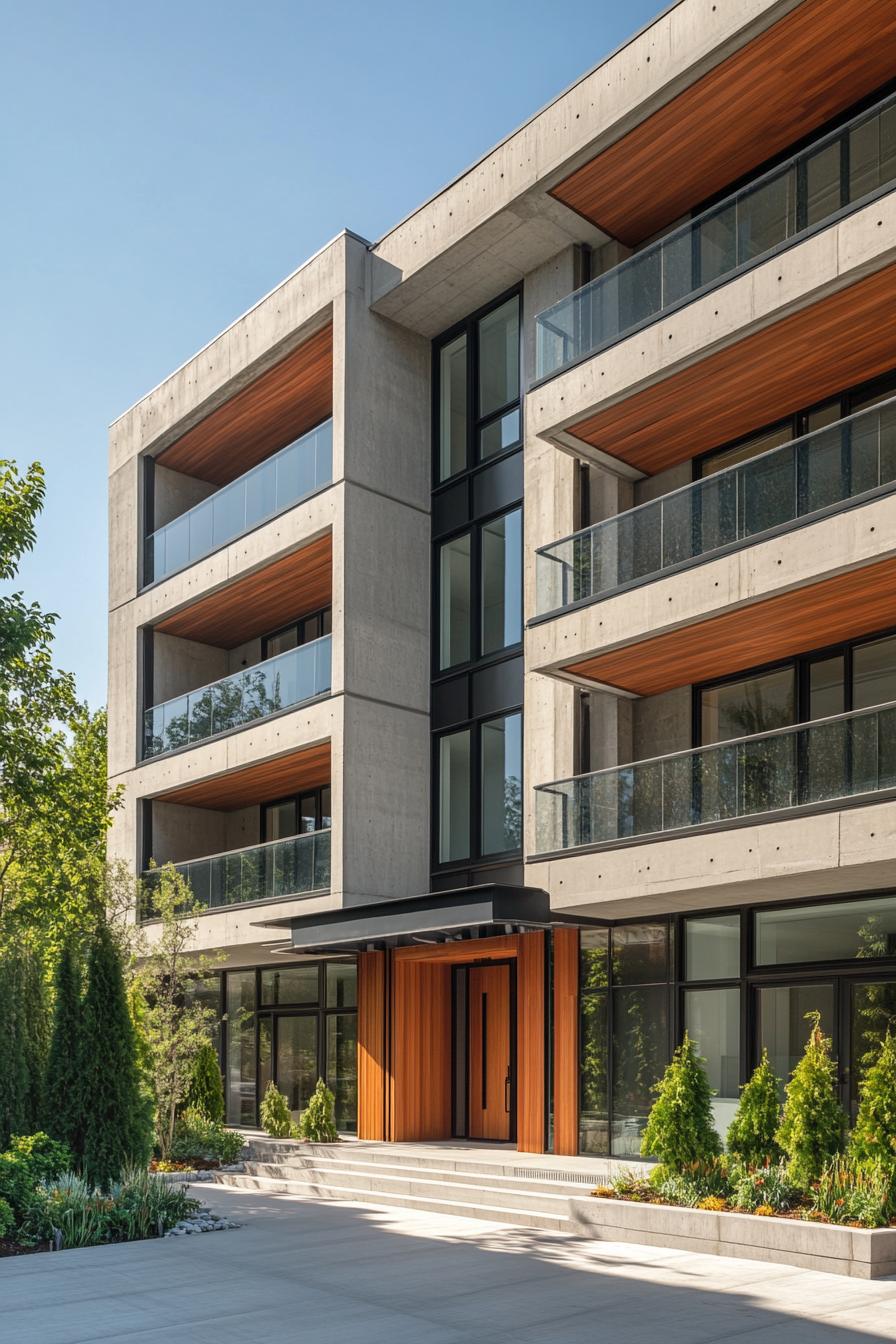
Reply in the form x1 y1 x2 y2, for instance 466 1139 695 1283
108 0 896 1157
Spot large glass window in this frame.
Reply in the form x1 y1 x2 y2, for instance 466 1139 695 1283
481 509 522 656
757 983 836 1097
684 912 740 980
438 730 471 863
327 1013 358 1132
439 335 467 482
439 534 471 670
478 298 520 419
755 894 896 965
225 970 257 1126
685 986 740 1136
261 964 319 1006
853 634 896 710
701 667 796 744
612 985 668 1156
436 292 521 482
481 713 522 856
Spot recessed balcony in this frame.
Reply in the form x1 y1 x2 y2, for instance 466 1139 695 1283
141 828 331 919
144 417 332 586
534 699 896 856
535 89 896 383
143 632 331 759
535 396 896 617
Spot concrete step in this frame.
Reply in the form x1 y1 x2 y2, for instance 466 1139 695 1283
212 1170 570 1230
241 1150 594 1189
237 1160 574 1214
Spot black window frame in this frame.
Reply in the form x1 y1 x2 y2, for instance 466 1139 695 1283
262 785 332 842
432 706 523 874
261 605 333 660
434 503 523 678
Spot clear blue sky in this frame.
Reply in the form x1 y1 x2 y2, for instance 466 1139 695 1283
0 0 661 708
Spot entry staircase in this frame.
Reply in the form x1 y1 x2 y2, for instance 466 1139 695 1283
212 1136 645 1230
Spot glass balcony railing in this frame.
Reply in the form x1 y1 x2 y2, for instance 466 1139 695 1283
144 418 332 585
536 396 896 614
140 828 331 919
534 700 896 853
535 90 896 380
143 634 331 758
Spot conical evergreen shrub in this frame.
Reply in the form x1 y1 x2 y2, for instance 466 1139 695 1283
0 950 27 1148
259 1081 293 1138
726 1049 782 1166
640 1032 721 1170
776 1011 846 1187
80 924 152 1188
850 1032 896 1166
19 946 49 1135
44 938 85 1159
298 1079 339 1142
185 1041 224 1122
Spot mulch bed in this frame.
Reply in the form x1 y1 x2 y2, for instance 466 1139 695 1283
0 1238 49 1258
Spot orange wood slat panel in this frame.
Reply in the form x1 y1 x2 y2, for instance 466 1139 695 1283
552 929 580 1158
153 741 331 810
157 325 333 485
551 0 896 245
564 556 896 697
516 931 546 1154
154 534 332 648
568 266 896 475
394 934 521 965
468 964 512 1142
389 958 452 1142
357 952 387 1142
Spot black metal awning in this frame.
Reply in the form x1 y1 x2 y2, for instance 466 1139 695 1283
252 883 603 954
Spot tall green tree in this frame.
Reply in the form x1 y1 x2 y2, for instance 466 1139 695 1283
850 1032 896 1167
80 923 151 1188
726 1049 782 1166
0 950 27 1147
18 945 48 1131
44 937 85 1157
776 1012 847 1187
641 1032 721 1170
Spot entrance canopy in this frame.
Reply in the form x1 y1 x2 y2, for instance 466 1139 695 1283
254 883 599 955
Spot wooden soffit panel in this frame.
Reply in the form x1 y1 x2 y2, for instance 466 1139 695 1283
153 534 331 647
154 741 331 810
568 265 896 476
550 0 896 245
156 324 333 485
564 558 896 697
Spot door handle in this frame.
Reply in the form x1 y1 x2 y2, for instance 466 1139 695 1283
504 1069 511 1113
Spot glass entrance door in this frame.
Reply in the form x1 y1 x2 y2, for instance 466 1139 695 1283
258 1013 319 1123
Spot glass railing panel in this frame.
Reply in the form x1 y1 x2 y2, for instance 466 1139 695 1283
140 829 331 918
536 397 896 615
535 91 896 380
143 634 331 757
534 702 896 854
144 418 332 585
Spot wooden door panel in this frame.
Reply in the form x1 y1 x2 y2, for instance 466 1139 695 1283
468 964 511 1141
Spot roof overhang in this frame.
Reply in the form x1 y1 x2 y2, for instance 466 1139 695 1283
253 883 604 953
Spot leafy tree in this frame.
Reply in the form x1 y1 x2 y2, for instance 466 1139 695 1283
18 944 49 1131
776 1012 847 1187
44 937 85 1156
136 866 221 1158
0 950 27 1147
184 1041 225 1123
298 1079 339 1143
850 1032 896 1167
641 1032 721 1170
726 1049 782 1166
80 923 151 1188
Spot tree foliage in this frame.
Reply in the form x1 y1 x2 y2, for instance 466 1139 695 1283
776 1012 847 1187
850 1032 896 1167
44 937 85 1157
260 1082 294 1138
726 1049 782 1166
184 1041 225 1123
0 940 49 1146
298 1079 339 1143
641 1032 721 1170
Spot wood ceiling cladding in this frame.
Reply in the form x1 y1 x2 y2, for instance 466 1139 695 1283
153 534 331 647
550 0 896 246
155 324 333 485
154 741 331 810
563 557 896 697
567 265 896 475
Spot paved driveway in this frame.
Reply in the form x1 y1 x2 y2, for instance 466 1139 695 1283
4 1184 896 1343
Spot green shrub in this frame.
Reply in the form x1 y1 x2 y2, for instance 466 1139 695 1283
641 1033 721 1171
810 1155 895 1228
610 1168 654 1201
170 1107 244 1165
298 1079 339 1143
44 938 84 1159
729 1160 798 1213
260 1082 293 1139
106 1166 198 1241
0 1133 75 1221
184 1042 225 1124
727 1050 782 1166
654 1160 729 1207
776 1012 847 1188
24 1173 111 1248
0 1197 12 1239
851 1032 896 1167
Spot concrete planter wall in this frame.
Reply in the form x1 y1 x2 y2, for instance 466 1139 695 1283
570 1196 896 1279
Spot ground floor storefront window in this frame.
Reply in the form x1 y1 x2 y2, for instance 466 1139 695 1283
578 891 896 1155
188 960 358 1132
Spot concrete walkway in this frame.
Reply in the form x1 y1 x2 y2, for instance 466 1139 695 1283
3 1184 896 1344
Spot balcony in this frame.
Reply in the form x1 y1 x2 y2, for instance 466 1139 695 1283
535 700 896 855
140 828 331 919
144 418 332 586
536 396 896 616
143 633 331 759
535 89 896 382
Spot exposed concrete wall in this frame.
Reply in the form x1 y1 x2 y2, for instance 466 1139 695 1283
632 686 691 761
150 801 228 867
581 689 633 772
153 465 216 531
152 632 228 705
634 461 692 507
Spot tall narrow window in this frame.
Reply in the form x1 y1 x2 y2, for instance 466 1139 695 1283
439 532 472 669
439 335 467 482
438 729 471 863
481 712 522 855
481 509 522 655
